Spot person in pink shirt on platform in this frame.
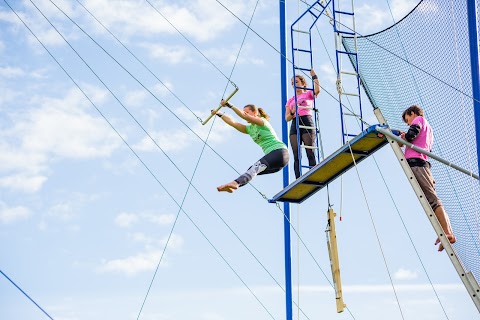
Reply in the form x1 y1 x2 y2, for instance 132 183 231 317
399 105 456 252
285 69 320 178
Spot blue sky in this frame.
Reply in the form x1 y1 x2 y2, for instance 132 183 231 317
0 0 479 319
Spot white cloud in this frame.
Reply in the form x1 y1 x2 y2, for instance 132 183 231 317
82 0 245 42
1 0 81 48
318 62 337 86
142 43 193 64
128 232 181 250
116 212 175 228
0 202 31 224
134 129 195 152
29 27 66 47
159 233 184 250
0 87 121 192
19 96 118 159
204 44 265 67
391 0 423 21
0 66 25 78
152 82 174 97
356 0 420 34
131 103 233 153
0 173 47 193
394 267 418 280
356 4 390 34
130 232 152 244
0 8 20 25
28 0 78 19
0 86 21 107
115 212 139 227
30 68 49 79
124 89 148 107
44 193 99 225
98 231 183 275
49 202 76 221
98 250 162 275
144 213 176 225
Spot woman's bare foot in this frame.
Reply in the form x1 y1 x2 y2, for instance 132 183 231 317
435 234 456 252
217 181 239 193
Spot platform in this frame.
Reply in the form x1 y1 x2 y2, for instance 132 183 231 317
270 124 395 203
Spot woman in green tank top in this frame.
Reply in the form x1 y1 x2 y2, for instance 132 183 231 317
212 100 289 193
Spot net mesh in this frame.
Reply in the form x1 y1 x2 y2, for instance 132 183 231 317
343 0 480 283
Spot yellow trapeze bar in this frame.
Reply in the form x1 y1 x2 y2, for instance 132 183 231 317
202 84 239 125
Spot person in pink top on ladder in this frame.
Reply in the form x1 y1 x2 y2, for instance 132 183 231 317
285 69 321 179
399 105 456 252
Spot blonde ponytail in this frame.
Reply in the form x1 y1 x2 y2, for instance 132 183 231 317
244 104 270 121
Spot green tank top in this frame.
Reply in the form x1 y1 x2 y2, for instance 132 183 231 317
246 119 287 154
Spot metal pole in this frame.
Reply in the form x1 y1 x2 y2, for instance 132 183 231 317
280 1 293 320
375 126 479 180
467 0 480 182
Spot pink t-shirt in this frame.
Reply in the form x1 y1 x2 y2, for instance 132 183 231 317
405 116 433 161
286 91 314 117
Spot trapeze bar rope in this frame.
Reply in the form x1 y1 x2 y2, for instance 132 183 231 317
201 85 239 125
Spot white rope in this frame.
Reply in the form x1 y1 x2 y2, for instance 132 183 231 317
297 204 301 320
343 123 406 319
296 4 301 319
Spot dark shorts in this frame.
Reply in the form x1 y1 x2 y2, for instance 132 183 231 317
409 162 443 211
289 115 315 136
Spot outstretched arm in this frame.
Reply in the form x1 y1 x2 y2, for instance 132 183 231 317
222 100 264 126
310 69 321 97
211 109 247 133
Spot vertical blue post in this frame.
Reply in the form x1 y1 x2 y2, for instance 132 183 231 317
467 0 480 178
279 1 293 320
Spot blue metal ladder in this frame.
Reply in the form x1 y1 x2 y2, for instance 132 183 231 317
289 1 331 177
332 0 364 143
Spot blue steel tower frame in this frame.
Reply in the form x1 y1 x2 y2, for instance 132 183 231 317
278 1 480 319
467 0 480 183
279 1 293 320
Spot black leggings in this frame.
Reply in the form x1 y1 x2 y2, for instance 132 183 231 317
290 115 316 178
235 148 289 187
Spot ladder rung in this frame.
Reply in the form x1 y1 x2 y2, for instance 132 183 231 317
299 125 316 130
335 30 355 36
341 71 358 76
308 10 318 18
294 66 311 72
295 86 314 91
344 133 357 137
337 50 357 55
341 92 359 97
334 10 354 16
292 28 310 34
298 106 314 110
301 145 319 150
293 48 312 53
